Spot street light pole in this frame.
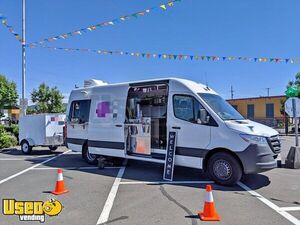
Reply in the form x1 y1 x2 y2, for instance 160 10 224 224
21 0 26 116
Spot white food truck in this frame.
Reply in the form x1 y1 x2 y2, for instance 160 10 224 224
66 78 281 185
19 114 66 154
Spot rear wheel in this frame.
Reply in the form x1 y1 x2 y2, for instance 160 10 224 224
21 140 32 155
207 152 242 186
49 146 58 151
83 144 98 165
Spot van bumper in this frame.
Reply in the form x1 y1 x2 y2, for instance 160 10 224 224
236 144 278 174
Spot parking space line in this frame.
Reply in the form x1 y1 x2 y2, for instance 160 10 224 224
0 150 71 185
119 180 214 185
0 158 32 160
32 166 121 170
0 157 52 161
280 207 300 212
238 182 300 225
96 163 127 225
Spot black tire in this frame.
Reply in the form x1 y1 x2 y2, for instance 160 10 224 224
207 152 242 186
21 140 32 155
49 146 58 151
82 144 98 165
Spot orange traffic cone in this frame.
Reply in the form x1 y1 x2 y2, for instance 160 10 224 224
51 169 69 195
198 185 221 221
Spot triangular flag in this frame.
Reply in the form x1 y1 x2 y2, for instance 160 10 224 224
285 59 289 63
190 56 194 60
195 55 199 60
168 2 174 6
163 54 167 59
158 54 162 58
174 55 177 59
160 4 167 10
201 56 205 60
142 53 146 57
207 56 210 61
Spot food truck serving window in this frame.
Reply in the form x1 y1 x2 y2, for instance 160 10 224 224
69 100 91 124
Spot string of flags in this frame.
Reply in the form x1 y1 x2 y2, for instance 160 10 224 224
0 14 23 43
35 45 300 64
27 0 181 47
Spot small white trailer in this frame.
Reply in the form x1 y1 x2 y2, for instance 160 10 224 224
19 114 66 154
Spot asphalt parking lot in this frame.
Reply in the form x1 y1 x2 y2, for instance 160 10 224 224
0 136 299 225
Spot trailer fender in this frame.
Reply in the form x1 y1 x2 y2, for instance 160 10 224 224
22 138 35 146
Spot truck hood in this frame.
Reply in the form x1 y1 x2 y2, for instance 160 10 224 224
224 120 278 137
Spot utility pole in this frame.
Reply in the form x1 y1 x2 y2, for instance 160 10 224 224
266 88 270 97
230 85 234 99
21 0 26 116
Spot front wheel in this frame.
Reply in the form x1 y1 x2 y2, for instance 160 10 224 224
83 145 98 165
207 152 242 186
21 140 32 155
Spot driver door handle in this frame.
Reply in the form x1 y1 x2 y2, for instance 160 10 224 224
172 126 181 130
115 124 123 127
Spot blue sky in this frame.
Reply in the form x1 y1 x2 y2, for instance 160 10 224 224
0 0 299 102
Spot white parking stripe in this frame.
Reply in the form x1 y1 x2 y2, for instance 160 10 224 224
238 182 300 225
280 207 300 212
32 166 121 170
96 163 127 225
0 157 52 160
0 150 71 185
0 158 31 160
119 180 214 185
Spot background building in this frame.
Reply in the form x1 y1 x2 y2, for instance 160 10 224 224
227 95 286 127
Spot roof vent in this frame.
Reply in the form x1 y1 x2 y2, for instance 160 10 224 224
84 79 108 88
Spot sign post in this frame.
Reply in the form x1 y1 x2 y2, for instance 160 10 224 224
163 131 176 181
285 97 300 169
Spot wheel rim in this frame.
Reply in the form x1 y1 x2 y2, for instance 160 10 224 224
86 150 96 161
22 143 29 152
213 159 232 180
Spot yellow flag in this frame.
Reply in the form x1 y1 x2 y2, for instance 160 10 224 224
160 4 167 10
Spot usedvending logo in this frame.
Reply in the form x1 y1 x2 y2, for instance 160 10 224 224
2 198 63 223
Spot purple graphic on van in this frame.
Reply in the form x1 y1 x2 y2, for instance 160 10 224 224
96 101 112 117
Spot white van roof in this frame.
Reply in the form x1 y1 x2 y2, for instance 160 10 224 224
74 77 217 95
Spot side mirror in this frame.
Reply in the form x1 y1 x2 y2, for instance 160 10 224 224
198 109 210 124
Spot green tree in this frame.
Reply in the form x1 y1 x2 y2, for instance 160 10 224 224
0 74 18 110
286 72 300 97
30 83 65 114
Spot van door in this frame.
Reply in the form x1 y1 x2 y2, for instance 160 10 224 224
88 85 128 157
168 93 212 169
67 99 91 151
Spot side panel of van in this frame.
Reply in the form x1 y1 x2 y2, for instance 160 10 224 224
66 92 91 152
88 85 128 157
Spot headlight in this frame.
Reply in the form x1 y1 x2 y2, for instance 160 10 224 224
239 134 268 145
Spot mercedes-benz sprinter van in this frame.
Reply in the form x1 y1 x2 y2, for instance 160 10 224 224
66 78 281 185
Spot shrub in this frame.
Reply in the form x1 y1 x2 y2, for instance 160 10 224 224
0 124 5 134
0 133 17 149
4 124 19 140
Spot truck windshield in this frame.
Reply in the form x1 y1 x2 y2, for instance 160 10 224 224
198 93 244 121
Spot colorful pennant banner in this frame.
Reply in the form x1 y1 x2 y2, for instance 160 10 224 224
0 14 22 43
34 45 300 64
27 0 181 47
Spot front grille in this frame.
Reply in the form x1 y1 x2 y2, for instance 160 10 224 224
267 135 281 154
